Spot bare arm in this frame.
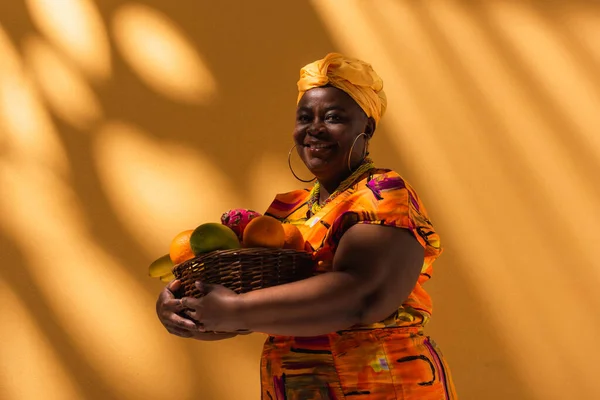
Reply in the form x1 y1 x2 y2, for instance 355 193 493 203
235 223 424 336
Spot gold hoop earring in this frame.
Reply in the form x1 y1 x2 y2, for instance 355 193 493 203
348 133 369 172
288 144 316 183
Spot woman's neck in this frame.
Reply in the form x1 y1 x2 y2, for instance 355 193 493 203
314 158 375 205
307 158 375 216
317 176 348 203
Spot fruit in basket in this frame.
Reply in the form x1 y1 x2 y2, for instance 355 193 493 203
282 223 306 251
159 272 176 282
148 253 175 282
169 229 195 264
220 208 262 241
190 222 241 254
242 215 285 248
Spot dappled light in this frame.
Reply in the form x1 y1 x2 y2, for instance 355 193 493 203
486 1 600 161
248 152 305 212
1 0 599 399
187 334 267 400
0 281 82 400
310 0 600 399
112 3 217 104
0 26 68 174
0 159 194 400
22 36 103 130
25 0 111 82
563 5 600 63
93 121 240 254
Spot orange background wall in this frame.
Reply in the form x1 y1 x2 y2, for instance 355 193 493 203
1 1 599 399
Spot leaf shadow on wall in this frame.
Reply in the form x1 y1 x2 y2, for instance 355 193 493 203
0 231 117 399
0 0 545 399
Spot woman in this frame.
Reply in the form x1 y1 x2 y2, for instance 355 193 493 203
156 53 457 399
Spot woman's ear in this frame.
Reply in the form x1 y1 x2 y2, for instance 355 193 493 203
365 117 376 139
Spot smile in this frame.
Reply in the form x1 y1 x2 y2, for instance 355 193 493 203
304 143 336 149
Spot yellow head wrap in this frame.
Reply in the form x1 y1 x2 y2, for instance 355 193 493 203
297 53 387 125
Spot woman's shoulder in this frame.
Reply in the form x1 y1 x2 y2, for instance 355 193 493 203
329 168 442 263
350 168 432 224
356 168 418 200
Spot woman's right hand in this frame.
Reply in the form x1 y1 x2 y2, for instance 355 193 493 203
156 280 239 340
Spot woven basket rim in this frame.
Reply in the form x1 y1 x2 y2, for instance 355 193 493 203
172 247 314 274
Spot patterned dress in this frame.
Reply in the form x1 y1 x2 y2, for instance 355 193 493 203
260 168 457 399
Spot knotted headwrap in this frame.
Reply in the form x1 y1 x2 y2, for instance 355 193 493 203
297 53 387 124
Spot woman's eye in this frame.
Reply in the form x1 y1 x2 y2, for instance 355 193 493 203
297 114 311 123
325 114 342 122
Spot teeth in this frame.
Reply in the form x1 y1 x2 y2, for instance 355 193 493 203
308 143 331 149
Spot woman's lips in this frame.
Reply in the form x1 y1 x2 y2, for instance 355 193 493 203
304 142 335 149
304 142 336 156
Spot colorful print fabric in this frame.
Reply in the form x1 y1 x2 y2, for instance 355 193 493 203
266 169 441 329
261 169 456 399
260 328 456 399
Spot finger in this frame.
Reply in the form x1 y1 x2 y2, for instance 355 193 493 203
183 309 199 321
167 312 197 330
195 281 215 295
166 279 182 293
178 315 205 333
162 299 186 312
181 310 203 330
158 286 175 303
181 310 206 333
156 294 174 317
181 296 202 310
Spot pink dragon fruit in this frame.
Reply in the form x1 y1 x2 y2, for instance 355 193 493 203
220 208 263 242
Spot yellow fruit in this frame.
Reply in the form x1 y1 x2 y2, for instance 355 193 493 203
242 215 285 249
159 272 176 282
190 223 241 254
282 224 306 251
169 229 195 265
149 254 174 278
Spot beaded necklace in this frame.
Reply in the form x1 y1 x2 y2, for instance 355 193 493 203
307 157 375 216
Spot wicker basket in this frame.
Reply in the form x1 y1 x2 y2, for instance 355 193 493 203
172 248 316 298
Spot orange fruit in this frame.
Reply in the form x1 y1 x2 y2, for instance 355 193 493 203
169 229 195 264
242 215 285 248
282 224 305 250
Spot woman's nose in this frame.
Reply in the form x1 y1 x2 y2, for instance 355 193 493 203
307 119 326 136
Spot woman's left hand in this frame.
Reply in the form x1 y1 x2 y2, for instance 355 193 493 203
180 282 244 333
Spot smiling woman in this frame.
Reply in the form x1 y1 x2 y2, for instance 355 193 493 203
156 53 457 399
294 86 374 189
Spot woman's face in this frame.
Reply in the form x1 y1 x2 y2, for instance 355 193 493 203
293 86 375 186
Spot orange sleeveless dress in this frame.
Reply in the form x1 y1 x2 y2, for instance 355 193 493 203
260 169 457 399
